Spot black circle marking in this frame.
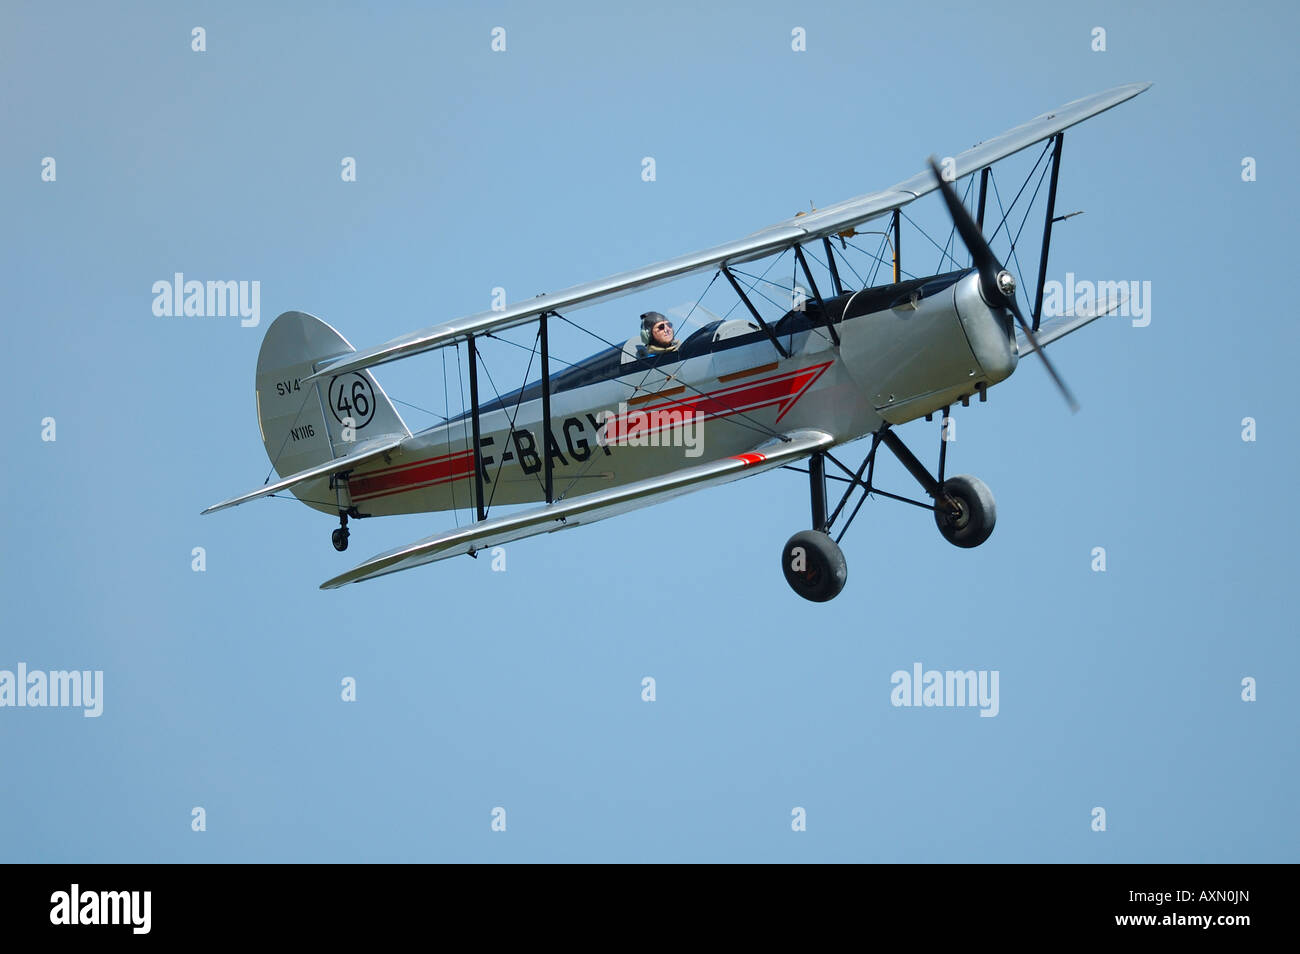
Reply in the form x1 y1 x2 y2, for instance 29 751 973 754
328 374 377 429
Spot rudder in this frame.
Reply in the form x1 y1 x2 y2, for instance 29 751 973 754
255 311 410 481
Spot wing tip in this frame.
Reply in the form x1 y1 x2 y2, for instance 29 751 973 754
319 570 356 590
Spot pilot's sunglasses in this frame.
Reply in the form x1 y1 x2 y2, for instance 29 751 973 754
654 321 672 330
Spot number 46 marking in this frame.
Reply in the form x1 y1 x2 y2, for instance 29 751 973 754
329 374 376 429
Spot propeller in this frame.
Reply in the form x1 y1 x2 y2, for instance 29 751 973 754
927 158 1078 413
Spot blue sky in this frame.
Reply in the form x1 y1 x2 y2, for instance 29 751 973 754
2 0 1296 862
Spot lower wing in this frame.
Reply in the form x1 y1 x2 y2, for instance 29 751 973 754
320 429 834 589
1016 284 1129 356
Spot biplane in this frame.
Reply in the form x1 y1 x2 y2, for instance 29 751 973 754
203 82 1151 600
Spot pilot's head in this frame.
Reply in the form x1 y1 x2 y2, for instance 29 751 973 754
641 311 674 347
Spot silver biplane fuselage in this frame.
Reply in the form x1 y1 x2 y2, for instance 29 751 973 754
206 82 1149 594
309 269 1014 519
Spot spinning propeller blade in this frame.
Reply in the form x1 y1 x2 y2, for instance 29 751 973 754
926 158 1079 413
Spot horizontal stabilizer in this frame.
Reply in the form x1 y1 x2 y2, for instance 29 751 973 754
201 437 405 515
321 429 834 589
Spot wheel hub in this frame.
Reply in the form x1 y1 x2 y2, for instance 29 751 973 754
939 495 968 528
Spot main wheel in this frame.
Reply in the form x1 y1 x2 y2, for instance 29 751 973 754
934 474 996 548
331 527 350 552
781 530 848 602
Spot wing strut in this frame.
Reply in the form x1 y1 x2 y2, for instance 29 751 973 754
1030 133 1064 331
721 265 789 359
794 245 838 346
892 210 901 283
467 333 486 521
975 167 991 230
539 311 554 504
821 236 844 296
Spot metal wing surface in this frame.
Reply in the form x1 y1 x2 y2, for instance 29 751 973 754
319 429 834 588
307 83 1151 383
1016 284 1131 356
201 436 407 514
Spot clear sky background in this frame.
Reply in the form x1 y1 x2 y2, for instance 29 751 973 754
2 0 1296 862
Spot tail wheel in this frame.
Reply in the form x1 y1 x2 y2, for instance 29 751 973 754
781 530 848 602
934 474 996 548
331 527 350 552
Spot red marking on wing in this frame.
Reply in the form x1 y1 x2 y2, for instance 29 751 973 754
732 452 767 466
601 361 832 443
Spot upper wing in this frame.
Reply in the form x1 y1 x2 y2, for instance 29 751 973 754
307 82 1151 383
200 436 406 514
319 429 834 589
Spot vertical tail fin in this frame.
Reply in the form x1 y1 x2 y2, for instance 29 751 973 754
255 311 410 480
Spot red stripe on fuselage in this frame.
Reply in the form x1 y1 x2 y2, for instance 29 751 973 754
351 449 475 501
347 361 832 502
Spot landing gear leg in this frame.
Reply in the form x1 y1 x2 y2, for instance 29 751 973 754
781 452 848 602
877 427 996 549
778 420 997 599
331 473 353 553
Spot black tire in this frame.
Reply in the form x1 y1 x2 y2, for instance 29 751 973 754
934 474 996 548
331 527 350 552
781 530 848 602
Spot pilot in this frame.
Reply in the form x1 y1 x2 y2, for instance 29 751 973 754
641 311 679 354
